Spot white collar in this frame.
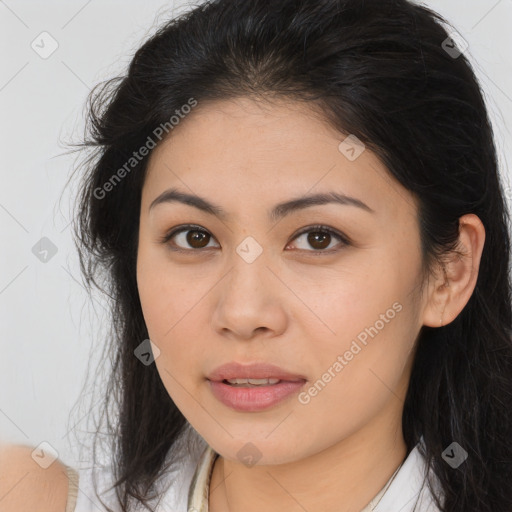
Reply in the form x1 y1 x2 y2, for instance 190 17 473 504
373 439 442 512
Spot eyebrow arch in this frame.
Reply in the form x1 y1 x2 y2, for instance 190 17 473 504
148 187 375 222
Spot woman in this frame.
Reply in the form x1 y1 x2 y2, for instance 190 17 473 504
3 0 511 511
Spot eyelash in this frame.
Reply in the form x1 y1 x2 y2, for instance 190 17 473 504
159 224 351 255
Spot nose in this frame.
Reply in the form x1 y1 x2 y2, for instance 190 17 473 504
210 249 288 341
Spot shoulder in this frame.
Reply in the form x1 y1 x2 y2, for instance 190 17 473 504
0 443 70 512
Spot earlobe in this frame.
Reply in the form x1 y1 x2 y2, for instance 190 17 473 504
422 214 486 328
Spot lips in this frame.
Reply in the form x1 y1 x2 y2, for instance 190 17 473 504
208 379 306 411
207 361 307 383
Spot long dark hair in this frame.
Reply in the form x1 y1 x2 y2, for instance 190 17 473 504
68 0 512 510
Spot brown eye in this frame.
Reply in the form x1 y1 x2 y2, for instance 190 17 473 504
287 225 349 254
162 225 219 251
186 229 211 248
306 231 331 250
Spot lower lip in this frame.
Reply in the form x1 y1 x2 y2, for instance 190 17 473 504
208 379 307 412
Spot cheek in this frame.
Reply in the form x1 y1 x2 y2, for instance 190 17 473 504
289 260 397 354
136 247 205 372
137 243 190 337
294 304 417 447
137 263 206 414
299 257 420 407
136 263 169 337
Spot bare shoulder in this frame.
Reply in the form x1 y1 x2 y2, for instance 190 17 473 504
0 443 71 512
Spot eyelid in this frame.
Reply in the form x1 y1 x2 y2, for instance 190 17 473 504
160 223 351 253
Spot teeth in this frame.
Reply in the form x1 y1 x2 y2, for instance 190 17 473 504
226 378 281 386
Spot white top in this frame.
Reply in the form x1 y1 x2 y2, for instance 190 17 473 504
69 428 443 512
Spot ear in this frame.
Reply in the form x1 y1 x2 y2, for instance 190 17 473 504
422 213 486 328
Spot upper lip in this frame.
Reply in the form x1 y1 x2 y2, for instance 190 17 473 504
207 362 307 382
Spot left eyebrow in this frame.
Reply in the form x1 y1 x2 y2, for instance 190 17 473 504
148 187 375 222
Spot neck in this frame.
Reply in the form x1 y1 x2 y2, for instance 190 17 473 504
208 400 408 512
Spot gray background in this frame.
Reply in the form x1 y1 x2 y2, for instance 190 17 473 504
1 0 511 468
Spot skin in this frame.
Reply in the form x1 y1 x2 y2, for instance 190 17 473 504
136 96 485 512
0 443 69 512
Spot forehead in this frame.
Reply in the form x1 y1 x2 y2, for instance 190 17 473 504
142 97 419 222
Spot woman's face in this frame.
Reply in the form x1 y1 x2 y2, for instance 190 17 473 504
137 96 430 464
